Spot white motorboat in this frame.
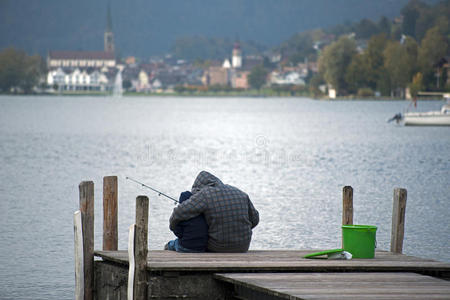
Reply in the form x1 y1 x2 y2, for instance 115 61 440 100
389 94 450 126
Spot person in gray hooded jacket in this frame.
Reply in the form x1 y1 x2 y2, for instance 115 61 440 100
169 171 259 253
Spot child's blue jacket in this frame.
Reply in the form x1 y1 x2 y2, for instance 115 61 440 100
173 191 208 251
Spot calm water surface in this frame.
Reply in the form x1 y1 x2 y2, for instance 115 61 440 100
0 96 449 299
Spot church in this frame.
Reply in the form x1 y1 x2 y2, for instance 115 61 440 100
203 41 263 89
47 4 118 91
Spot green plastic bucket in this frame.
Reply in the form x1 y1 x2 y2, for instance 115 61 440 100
342 225 377 258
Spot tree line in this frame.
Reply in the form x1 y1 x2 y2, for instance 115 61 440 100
317 0 449 97
0 47 46 94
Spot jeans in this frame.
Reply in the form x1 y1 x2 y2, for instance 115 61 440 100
166 238 203 253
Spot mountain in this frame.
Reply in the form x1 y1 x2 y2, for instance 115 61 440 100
0 0 441 58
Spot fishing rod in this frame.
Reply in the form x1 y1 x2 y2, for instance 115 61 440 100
125 176 179 204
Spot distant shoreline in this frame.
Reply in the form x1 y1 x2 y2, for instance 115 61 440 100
0 92 445 101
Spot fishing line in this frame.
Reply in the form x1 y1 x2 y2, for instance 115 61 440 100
126 176 179 204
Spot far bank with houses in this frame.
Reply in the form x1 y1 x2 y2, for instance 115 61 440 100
44 4 318 95
44 4 450 98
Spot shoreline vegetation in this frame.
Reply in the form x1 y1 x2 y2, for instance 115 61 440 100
0 90 443 102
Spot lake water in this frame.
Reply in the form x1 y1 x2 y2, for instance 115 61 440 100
0 95 449 299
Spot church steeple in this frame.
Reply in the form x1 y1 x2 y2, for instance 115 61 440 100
232 37 242 69
104 1 115 53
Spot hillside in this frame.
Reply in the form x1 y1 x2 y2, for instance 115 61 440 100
0 0 439 58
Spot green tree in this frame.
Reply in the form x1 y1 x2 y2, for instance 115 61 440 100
378 16 392 37
345 53 371 94
248 65 268 90
355 19 379 39
415 8 434 41
401 0 422 38
384 41 413 97
23 54 46 93
364 34 389 93
403 36 419 78
417 26 449 89
279 31 317 64
318 36 357 94
308 73 325 97
0 47 45 93
409 72 424 98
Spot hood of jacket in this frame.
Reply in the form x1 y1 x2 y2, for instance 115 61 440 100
191 171 223 194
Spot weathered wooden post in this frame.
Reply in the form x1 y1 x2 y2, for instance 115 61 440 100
391 188 407 254
103 176 118 251
127 224 136 300
342 186 353 248
342 186 353 226
128 195 149 300
79 181 94 300
73 211 84 300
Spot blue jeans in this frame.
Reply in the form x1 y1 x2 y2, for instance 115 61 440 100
166 238 203 253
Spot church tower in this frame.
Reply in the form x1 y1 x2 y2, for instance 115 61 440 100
104 2 115 53
232 40 242 69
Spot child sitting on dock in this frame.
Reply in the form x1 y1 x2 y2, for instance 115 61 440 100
164 191 209 252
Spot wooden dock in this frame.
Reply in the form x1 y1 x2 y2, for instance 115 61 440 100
73 177 450 300
93 250 450 299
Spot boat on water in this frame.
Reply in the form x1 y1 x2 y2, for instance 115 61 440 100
403 103 450 126
389 94 450 126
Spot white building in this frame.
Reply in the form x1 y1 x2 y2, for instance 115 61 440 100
47 68 110 91
270 71 305 86
47 51 116 69
136 70 151 92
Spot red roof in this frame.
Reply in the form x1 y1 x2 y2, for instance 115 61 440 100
48 51 115 60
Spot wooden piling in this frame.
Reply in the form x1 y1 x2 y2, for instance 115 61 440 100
391 188 407 254
342 186 353 226
134 195 149 300
103 176 118 251
127 224 136 300
79 181 94 300
73 211 84 300
342 186 353 249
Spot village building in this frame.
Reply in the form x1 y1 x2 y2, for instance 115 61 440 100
202 41 263 89
46 4 117 92
203 61 229 86
270 71 306 86
47 67 110 91
47 51 116 69
231 71 250 89
136 70 151 92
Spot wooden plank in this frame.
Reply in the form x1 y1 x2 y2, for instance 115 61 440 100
73 211 84 300
216 273 446 284
238 281 450 289
216 273 450 300
79 181 94 300
103 176 118 251
288 295 450 300
127 224 136 300
391 188 407 253
134 196 148 300
94 250 450 273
